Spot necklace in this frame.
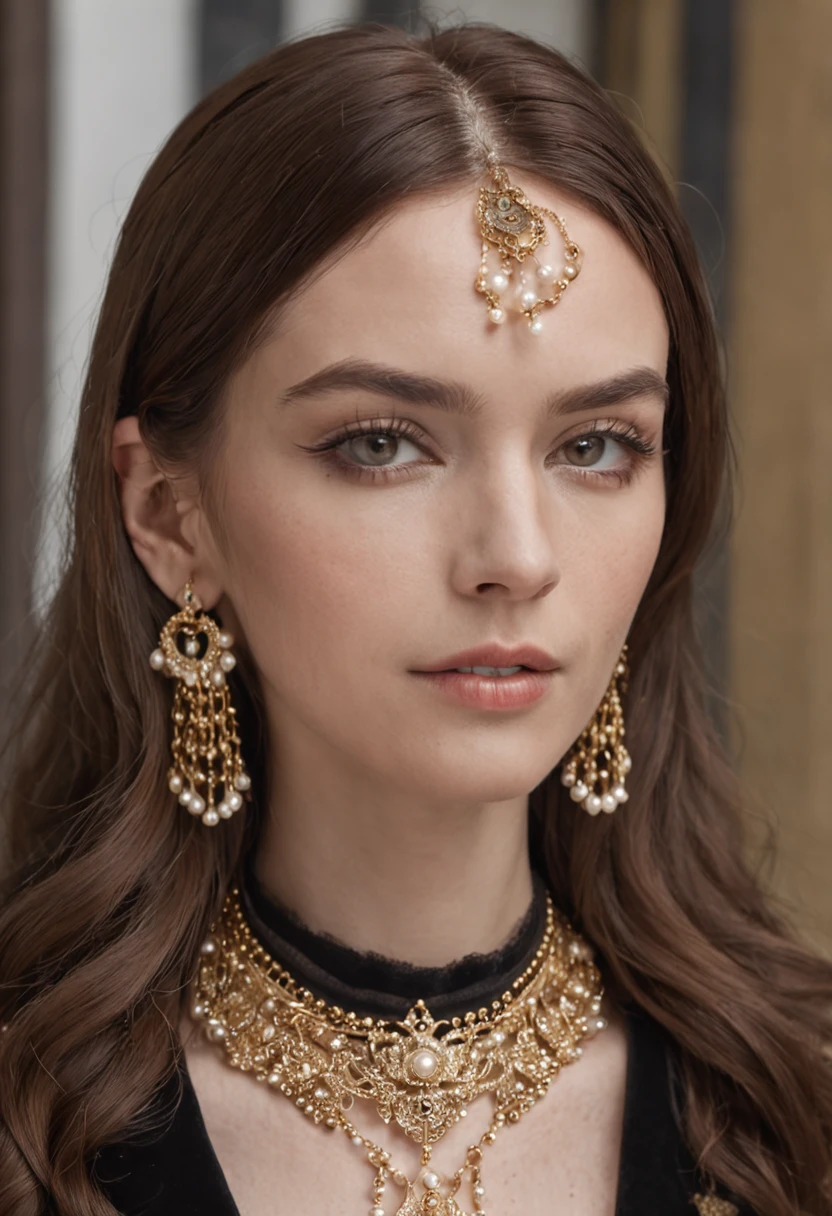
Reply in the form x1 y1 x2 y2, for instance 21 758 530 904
191 886 608 1215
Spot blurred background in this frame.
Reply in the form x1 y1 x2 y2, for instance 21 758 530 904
1 2 829 944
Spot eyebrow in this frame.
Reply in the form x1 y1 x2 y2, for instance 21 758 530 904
278 358 669 419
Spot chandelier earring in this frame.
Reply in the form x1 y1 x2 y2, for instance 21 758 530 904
149 577 251 827
560 643 631 816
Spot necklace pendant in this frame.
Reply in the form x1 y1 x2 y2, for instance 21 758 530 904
395 1181 464 1216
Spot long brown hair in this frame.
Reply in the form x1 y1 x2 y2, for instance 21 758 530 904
1 20 830 1216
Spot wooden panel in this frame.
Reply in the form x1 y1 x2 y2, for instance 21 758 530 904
729 0 832 944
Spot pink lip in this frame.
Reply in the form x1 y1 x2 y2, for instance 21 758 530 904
412 644 560 673
410 668 555 710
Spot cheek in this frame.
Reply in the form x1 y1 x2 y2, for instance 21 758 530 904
217 467 431 688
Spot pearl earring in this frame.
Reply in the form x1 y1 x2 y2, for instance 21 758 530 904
474 153 583 333
560 644 631 815
149 578 251 827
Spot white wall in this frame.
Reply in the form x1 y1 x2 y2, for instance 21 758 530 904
38 0 198 607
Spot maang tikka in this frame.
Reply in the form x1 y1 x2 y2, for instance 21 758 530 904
560 644 631 815
475 153 583 332
149 578 251 826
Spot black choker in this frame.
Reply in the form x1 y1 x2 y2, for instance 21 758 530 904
239 851 550 1023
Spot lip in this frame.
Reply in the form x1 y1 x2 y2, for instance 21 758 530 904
412 644 560 674
410 668 555 710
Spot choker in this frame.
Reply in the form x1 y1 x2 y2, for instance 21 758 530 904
239 857 552 1022
191 880 608 1215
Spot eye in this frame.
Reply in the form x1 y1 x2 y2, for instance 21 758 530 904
551 422 658 486
296 416 433 482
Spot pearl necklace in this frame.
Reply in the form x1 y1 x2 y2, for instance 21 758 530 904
191 887 608 1215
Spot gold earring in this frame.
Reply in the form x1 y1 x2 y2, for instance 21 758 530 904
149 578 251 827
560 644 631 815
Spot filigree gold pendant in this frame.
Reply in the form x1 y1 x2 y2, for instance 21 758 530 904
474 158 582 333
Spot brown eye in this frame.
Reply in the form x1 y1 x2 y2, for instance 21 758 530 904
567 436 608 466
345 433 406 466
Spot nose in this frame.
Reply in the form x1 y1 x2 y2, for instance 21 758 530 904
448 457 562 602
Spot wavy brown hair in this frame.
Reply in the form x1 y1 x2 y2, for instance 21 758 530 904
1 20 830 1216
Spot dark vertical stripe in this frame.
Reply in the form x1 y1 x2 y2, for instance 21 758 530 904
360 0 421 29
0 0 50 725
199 0 285 95
679 0 736 735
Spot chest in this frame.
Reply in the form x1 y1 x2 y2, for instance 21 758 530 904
183 1011 629 1216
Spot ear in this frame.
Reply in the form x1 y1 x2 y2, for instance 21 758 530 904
111 415 224 609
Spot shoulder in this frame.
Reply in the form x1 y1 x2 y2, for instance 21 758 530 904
92 1064 238 1216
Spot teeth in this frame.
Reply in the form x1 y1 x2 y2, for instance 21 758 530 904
454 665 525 676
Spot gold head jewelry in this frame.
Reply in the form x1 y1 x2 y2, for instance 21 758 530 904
149 578 251 826
192 886 607 1215
474 154 583 333
560 643 631 815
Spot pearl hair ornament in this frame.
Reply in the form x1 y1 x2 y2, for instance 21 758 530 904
149 578 251 826
560 643 631 815
475 153 583 332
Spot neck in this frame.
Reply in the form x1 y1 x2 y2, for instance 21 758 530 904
253 733 534 967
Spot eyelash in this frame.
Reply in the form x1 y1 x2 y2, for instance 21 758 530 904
299 414 659 487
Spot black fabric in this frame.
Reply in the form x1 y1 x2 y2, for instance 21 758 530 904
91 869 754 1216
241 852 551 1022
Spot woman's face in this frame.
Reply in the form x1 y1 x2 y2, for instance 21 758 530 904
203 177 668 807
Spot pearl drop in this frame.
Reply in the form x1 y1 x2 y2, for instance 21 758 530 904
601 793 618 813
622 754 632 773
520 289 538 310
191 1001 204 1018
168 773 183 794
492 1030 505 1044
536 263 557 281
227 790 243 812
561 770 576 787
569 781 589 802
149 648 165 670
529 317 544 334
184 669 198 687
217 801 232 819
218 631 234 649
208 1023 226 1041
200 938 216 954
563 263 578 279
423 1171 440 1190
351 1134 363 1146
489 272 509 292
234 772 251 791
488 307 506 325
410 1048 439 1079
371 1208 385 1216
178 789 193 806
612 784 627 802
584 794 603 815
189 793 205 816
210 668 226 688
202 807 220 827
185 637 200 657
219 651 236 672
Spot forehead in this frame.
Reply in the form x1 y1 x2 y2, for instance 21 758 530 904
266 176 668 399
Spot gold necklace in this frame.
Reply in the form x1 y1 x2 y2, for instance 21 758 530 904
191 886 608 1215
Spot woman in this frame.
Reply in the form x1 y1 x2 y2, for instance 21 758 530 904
1 20 830 1216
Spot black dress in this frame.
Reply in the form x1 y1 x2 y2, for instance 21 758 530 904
91 863 751 1216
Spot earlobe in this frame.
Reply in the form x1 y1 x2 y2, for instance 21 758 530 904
111 415 223 608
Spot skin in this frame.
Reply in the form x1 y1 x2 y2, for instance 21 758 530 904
113 173 668 1212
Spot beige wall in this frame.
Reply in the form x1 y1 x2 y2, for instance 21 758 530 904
730 0 832 946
